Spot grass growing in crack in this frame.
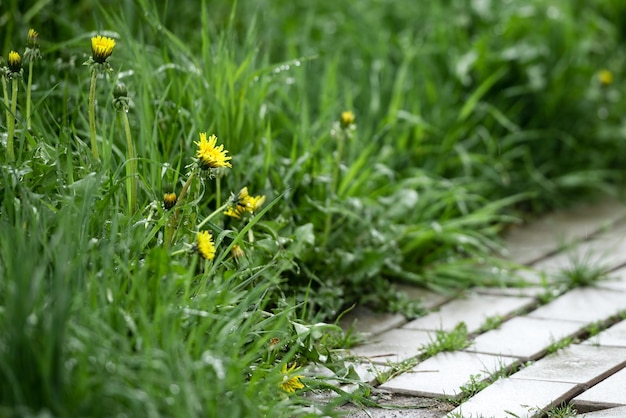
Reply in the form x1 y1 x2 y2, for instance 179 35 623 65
557 255 609 289
477 315 504 333
446 358 517 407
526 402 578 417
546 336 574 354
421 323 471 358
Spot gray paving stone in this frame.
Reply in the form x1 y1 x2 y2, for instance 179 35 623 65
350 361 388 385
349 328 432 364
339 306 407 337
531 221 626 276
596 266 626 292
393 283 455 310
403 292 535 334
528 287 626 323
474 284 546 298
580 406 626 417
583 320 626 348
511 344 626 388
573 368 626 410
503 198 626 265
466 316 584 360
380 351 518 399
337 393 451 418
448 378 581 418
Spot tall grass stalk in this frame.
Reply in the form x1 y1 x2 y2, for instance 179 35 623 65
120 109 137 215
26 60 33 131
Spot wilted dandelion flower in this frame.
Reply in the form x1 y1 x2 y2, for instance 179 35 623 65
7 51 21 75
195 133 232 170
27 29 39 47
163 192 177 210
91 35 116 64
279 364 304 394
224 187 266 219
231 244 245 259
196 230 216 260
598 69 613 86
340 110 355 128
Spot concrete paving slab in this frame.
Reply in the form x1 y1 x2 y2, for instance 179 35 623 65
393 284 455 310
528 287 626 323
448 378 581 418
511 344 626 388
474 284 546 298
573 368 626 411
349 328 432 364
466 316 584 360
596 265 626 292
350 361 389 385
583 320 626 348
580 406 626 417
339 306 407 337
337 392 452 418
380 351 518 399
403 292 535 334
503 198 626 265
531 221 626 275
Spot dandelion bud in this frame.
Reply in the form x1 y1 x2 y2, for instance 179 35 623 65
7 51 21 75
113 83 130 111
598 69 613 86
340 110 355 128
163 192 177 210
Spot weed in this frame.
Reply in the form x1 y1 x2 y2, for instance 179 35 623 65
527 402 578 417
421 323 471 358
546 336 574 354
478 315 504 333
556 255 608 289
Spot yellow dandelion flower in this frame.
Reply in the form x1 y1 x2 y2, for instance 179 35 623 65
163 192 177 210
27 29 39 47
224 187 266 219
196 230 216 260
340 110 355 128
598 69 613 86
245 194 266 213
7 51 21 74
91 35 116 63
279 364 304 394
195 133 232 170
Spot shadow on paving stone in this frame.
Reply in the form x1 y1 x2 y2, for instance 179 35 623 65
335 392 453 418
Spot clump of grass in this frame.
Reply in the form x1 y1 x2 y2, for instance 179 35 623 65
557 255 608 289
421 323 471 358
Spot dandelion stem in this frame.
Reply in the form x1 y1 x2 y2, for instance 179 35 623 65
6 78 19 162
1 75 11 160
165 171 197 247
26 60 33 131
216 176 222 209
121 110 137 215
196 201 231 230
88 68 99 160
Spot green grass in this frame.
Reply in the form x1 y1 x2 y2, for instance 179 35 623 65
421 323 471 357
2 0 626 415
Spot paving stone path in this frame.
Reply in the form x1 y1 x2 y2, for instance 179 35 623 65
333 197 626 417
